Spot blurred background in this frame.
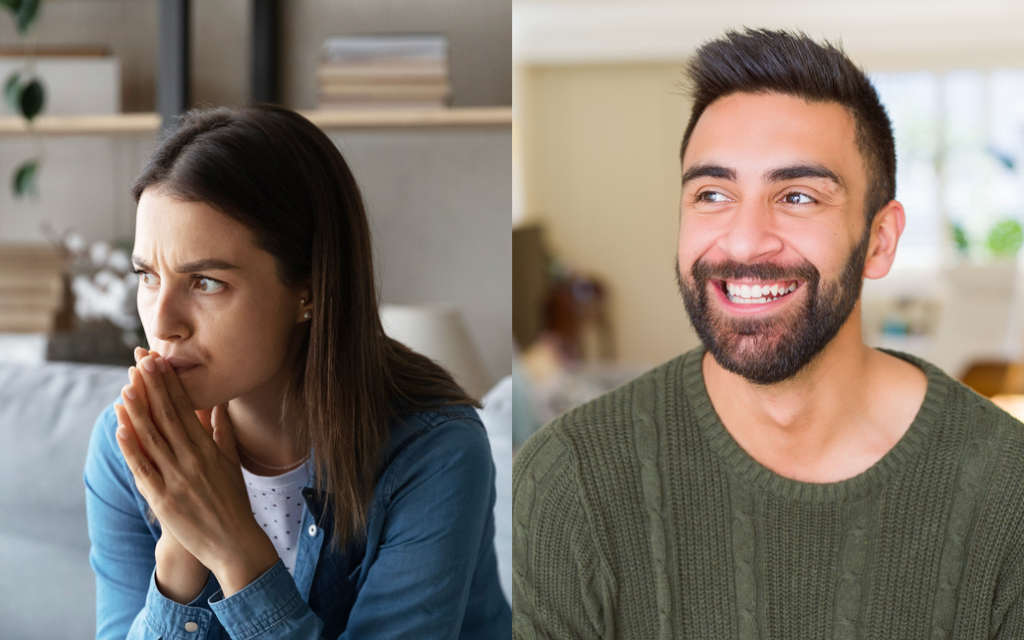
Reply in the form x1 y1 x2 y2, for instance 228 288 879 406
512 0 1024 448
0 0 511 382
0 1 512 637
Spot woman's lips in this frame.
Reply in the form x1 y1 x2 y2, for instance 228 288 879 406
173 364 199 375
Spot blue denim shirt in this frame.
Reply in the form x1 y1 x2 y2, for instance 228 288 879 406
84 399 511 639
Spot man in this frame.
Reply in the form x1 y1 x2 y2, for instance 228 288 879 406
513 29 1024 638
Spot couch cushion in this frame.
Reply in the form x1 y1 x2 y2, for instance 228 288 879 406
0 360 126 640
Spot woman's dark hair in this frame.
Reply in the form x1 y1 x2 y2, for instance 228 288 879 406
679 28 896 223
132 103 479 553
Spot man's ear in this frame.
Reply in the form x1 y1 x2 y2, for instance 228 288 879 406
863 200 905 280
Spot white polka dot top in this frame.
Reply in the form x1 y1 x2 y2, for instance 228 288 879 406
241 459 312 577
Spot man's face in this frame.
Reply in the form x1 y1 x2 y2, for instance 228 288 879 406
676 92 873 385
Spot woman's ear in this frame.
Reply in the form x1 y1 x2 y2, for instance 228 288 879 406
298 291 313 323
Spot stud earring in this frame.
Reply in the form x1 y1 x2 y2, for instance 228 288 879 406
304 311 311 320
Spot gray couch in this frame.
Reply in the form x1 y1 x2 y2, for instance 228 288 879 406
0 361 512 640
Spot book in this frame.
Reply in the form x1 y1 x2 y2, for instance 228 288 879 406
321 35 447 61
315 34 451 111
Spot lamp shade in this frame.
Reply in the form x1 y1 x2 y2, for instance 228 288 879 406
380 304 492 399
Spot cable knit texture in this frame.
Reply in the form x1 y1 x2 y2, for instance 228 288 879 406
513 346 1024 639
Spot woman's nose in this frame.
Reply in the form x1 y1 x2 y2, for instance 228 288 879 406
147 287 191 342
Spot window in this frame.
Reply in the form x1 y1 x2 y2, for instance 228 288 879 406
871 70 1024 270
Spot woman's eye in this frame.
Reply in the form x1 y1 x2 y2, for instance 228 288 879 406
697 191 729 204
196 277 224 294
782 192 815 205
133 269 223 294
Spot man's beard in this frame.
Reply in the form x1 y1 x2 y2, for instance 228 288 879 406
677 228 871 386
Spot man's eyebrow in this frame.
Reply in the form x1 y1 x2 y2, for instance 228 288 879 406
131 255 241 273
681 163 737 187
765 164 847 192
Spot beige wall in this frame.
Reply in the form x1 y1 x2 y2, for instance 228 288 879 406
519 63 701 366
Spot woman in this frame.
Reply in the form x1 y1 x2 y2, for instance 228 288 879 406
83 104 510 639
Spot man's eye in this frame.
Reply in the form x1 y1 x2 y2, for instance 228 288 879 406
697 191 729 203
782 192 815 205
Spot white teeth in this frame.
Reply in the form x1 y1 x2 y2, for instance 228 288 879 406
724 280 799 305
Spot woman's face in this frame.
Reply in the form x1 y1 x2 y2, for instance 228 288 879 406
132 188 308 410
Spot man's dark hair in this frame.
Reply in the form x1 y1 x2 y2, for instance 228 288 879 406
679 28 896 222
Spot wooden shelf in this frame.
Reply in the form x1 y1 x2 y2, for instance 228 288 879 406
0 106 512 136
0 113 160 135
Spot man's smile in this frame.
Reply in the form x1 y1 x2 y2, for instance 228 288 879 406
709 278 804 313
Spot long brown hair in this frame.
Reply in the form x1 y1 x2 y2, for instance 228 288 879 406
131 103 479 552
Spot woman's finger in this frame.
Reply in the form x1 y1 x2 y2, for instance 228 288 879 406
136 353 196 455
114 402 165 500
134 346 149 364
113 403 154 504
145 351 210 446
128 366 151 417
120 380 176 473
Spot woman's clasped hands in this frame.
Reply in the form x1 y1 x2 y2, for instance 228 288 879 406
113 347 280 598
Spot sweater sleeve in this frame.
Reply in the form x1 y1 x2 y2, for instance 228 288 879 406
513 423 613 640
993 544 1024 639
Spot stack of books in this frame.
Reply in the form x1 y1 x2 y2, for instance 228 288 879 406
0 245 66 333
316 34 450 110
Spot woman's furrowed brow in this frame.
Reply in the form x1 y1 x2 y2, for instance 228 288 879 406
131 255 241 273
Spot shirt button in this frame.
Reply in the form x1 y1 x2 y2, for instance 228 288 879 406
184 621 198 632
308 524 317 536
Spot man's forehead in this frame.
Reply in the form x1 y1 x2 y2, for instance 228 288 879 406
682 92 862 186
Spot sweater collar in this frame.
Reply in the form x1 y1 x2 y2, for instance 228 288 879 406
680 344 950 503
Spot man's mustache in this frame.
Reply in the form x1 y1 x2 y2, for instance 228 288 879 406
691 259 819 284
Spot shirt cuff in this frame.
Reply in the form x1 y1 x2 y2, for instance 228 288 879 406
208 560 306 639
143 567 220 639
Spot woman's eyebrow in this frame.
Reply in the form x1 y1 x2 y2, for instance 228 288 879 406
131 255 241 273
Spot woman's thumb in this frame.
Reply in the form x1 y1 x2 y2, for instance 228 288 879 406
211 403 240 464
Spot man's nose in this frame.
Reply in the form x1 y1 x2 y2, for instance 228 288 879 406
715 198 784 264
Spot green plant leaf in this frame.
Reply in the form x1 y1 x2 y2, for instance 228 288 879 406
3 71 20 111
19 78 43 120
12 159 38 198
986 218 1024 257
15 0 37 35
950 222 969 254
0 0 22 14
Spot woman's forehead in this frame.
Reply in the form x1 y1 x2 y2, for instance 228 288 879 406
134 190 262 270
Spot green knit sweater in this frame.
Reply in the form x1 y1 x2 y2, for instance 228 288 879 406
513 346 1024 639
